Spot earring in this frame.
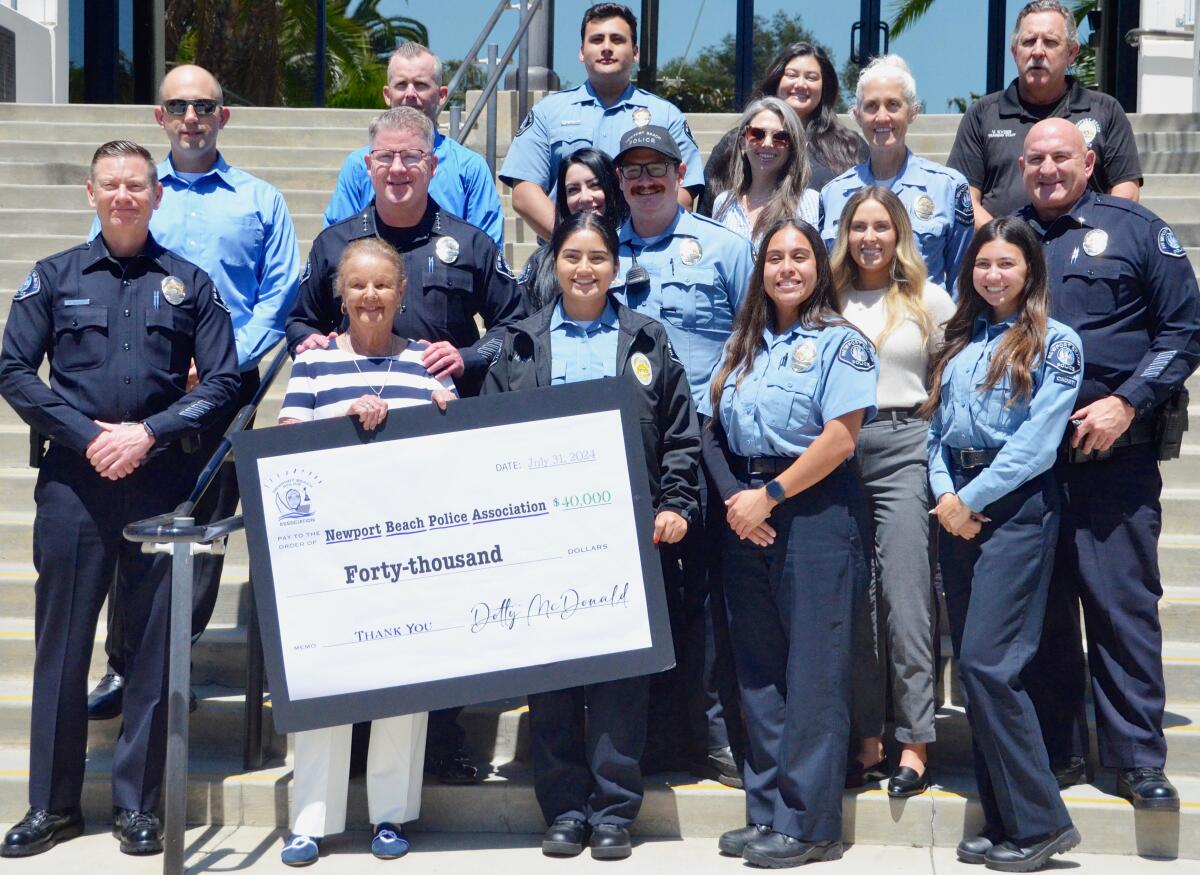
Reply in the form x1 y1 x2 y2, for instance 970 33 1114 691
340 302 347 314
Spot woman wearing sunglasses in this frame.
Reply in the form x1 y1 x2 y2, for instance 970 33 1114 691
710 98 819 253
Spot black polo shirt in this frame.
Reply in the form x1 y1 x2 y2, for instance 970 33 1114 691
948 77 1142 219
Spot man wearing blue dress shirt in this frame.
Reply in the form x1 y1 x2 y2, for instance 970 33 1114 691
322 42 504 247
87 64 301 720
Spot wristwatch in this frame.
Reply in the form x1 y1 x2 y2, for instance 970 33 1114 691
765 479 786 504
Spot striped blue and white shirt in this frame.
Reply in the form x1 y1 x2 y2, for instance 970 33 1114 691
278 338 456 423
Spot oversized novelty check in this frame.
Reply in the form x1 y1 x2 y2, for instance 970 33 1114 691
233 379 675 733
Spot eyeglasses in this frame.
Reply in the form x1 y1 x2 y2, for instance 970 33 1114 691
162 98 220 116
745 126 791 148
369 149 430 168
617 161 674 180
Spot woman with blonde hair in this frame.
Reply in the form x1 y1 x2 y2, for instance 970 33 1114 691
831 185 954 796
711 97 819 251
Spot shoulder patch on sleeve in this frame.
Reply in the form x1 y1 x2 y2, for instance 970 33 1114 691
300 258 313 284
682 119 697 145
837 335 876 372
13 269 41 301
515 111 535 138
496 252 516 280
665 337 681 365
1158 226 1186 258
954 183 974 226
1047 339 1081 376
212 287 231 314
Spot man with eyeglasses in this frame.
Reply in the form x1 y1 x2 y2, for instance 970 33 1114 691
610 125 753 786
85 64 301 723
322 42 504 247
499 2 703 242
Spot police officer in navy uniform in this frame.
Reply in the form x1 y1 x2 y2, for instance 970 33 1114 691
285 106 523 784
1019 118 1200 806
0 140 239 858
948 1 1142 225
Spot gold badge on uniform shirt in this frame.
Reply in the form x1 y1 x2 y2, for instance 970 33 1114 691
1075 117 1100 147
435 236 460 265
632 108 651 128
791 340 817 373
631 352 653 385
913 195 935 222
160 276 186 305
679 239 703 265
1082 228 1108 257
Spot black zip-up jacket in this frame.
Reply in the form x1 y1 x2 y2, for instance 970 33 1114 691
482 296 701 526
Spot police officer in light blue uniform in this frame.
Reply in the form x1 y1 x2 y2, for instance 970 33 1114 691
703 218 875 868
819 55 972 293
499 3 703 242
322 43 504 246
925 217 1081 871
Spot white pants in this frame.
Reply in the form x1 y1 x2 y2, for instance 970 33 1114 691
290 712 428 837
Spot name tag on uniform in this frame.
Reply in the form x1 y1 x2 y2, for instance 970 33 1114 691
560 119 581 126
63 299 91 307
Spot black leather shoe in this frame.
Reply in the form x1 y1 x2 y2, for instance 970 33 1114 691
1 807 84 857
845 756 890 789
87 672 124 721
957 827 1004 865
590 823 632 860
887 765 930 798
1050 756 1091 790
743 832 843 868
692 746 743 788
718 823 770 856
984 825 1080 872
426 748 481 785
542 818 589 857
1117 767 1180 811
112 808 162 856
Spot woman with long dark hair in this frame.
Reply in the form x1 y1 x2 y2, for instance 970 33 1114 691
704 219 875 867
701 42 867 215
922 217 1081 870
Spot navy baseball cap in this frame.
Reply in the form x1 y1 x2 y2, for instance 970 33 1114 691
614 125 682 164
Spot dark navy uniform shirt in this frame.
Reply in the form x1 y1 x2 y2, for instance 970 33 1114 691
1019 191 1200 417
0 233 240 455
949 77 1143 219
284 199 525 395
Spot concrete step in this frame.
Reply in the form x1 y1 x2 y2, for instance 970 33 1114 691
1143 174 1200 196
0 121 368 151
1163 489 1200 536
0 141 360 171
1160 535 1200 589
0 208 327 241
0 103 380 127
0 161 341 191
0 183 335 215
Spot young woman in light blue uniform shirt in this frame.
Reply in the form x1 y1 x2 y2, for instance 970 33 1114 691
702 219 876 868
922 217 1081 872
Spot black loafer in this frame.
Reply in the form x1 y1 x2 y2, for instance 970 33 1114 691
983 825 1080 872
957 827 1004 865
887 765 930 798
845 756 890 789
692 746 744 788
112 808 162 856
590 823 632 860
718 823 770 856
1 807 84 858
1117 767 1179 811
1050 756 1090 790
542 818 589 857
427 749 481 785
87 672 125 721
743 832 843 868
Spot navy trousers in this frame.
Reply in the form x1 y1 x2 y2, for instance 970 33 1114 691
1028 445 1167 769
940 469 1072 842
29 445 189 811
528 675 649 827
723 464 867 842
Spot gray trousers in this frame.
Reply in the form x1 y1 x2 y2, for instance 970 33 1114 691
851 414 938 745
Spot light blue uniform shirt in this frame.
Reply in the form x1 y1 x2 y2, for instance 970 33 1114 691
89 152 301 371
548 298 620 385
611 208 754 411
498 81 704 202
322 131 505 246
819 151 974 294
927 315 1083 512
719 322 879 457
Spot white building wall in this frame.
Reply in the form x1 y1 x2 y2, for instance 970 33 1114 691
0 0 68 103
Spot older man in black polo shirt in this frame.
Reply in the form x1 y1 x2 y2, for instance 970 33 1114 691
948 0 1142 226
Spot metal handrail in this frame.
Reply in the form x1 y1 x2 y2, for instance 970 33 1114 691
438 0 511 115
122 340 291 875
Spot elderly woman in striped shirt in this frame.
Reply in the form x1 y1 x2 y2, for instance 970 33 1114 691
276 237 454 867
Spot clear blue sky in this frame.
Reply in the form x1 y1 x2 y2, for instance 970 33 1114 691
377 1 1088 113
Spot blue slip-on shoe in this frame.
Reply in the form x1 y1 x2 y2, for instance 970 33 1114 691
371 823 410 859
280 834 320 867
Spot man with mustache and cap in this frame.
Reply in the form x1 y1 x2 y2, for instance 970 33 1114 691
948 1 1142 226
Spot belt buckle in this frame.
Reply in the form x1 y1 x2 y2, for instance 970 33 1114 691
958 448 983 469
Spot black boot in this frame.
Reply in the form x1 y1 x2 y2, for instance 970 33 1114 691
1116 767 1179 811
1 807 84 858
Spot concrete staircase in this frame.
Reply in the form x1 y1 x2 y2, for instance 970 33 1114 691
0 101 1198 859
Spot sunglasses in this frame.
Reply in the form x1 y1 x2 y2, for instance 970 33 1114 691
162 98 220 116
617 161 674 180
745 126 791 148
